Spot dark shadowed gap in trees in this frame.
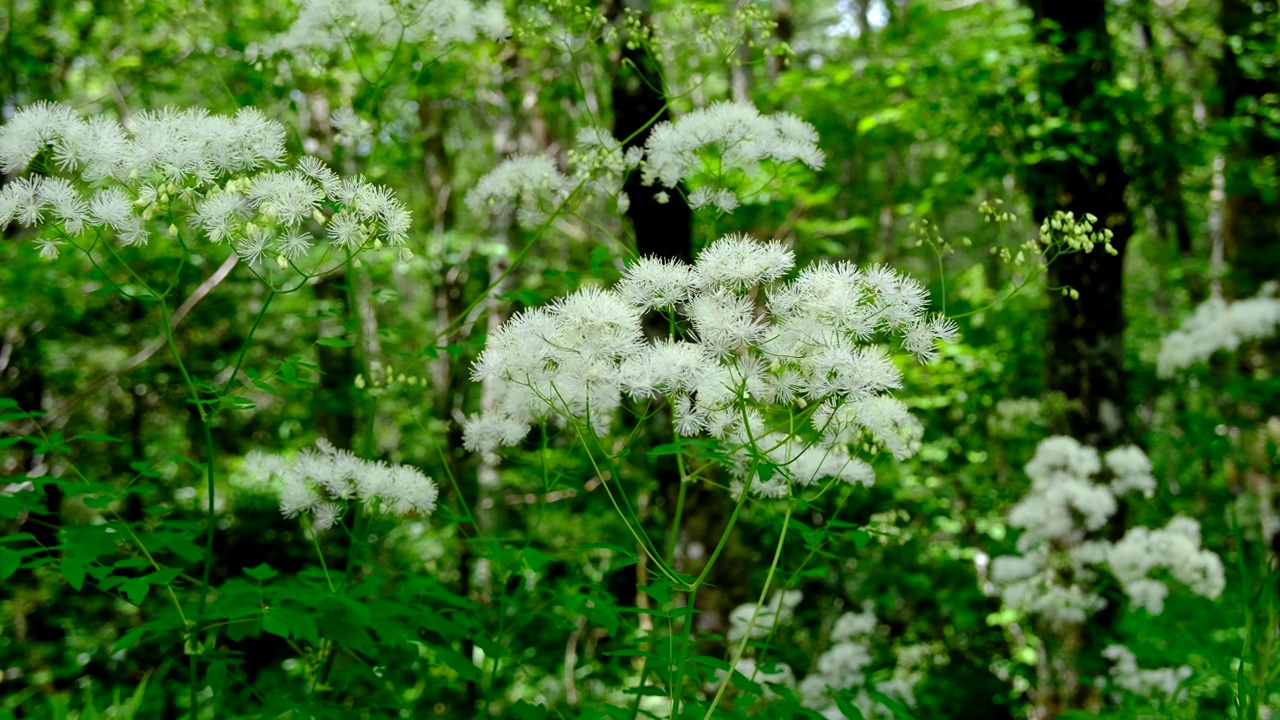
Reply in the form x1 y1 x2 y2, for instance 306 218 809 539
1022 0 1134 716
1217 0 1280 299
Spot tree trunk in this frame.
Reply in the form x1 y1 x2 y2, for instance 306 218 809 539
1022 0 1133 715
1217 0 1280 298
1024 0 1133 452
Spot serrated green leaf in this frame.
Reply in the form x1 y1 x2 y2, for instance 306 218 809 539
244 563 278 581
121 576 150 604
511 700 548 720
262 613 289 638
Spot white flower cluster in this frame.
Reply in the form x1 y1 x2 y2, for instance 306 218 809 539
465 101 822 223
642 101 824 213
243 439 438 530
797 602 921 720
462 234 956 499
1108 516 1225 614
989 437 1223 627
465 155 572 226
1103 645 1192 702
716 590 803 699
248 0 508 61
1157 283 1280 377
0 102 411 266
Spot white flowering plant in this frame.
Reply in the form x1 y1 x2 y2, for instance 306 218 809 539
460 231 955 714
0 100 433 717
0 102 412 276
984 436 1226 713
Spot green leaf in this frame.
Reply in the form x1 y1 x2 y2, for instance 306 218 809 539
273 607 319 645
120 576 151 604
113 627 147 652
62 557 85 590
70 433 123 443
836 696 866 720
852 530 871 551
433 646 481 682
639 579 671 606
0 548 21 579
316 336 353 348
262 613 289 638
511 700 548 720
866 690 916 720
145 567 183 586
730 669 764 697
205 661 228 693
689 655 731 671
244 563 278 581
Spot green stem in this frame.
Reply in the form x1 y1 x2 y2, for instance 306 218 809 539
703 506 793 719
216 290 276 406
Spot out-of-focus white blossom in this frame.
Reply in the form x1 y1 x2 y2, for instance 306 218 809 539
462 234 953 500
467 101 821 223
248 0 509 61
990 438 1224 628
797 601 923 719
641 101 823 213
465 155 571 226
1108 516 1224 614
242 439 438 528
1157 284 1280 377
727 589 803 643
0 103 411 269
1104 445 1157 497
1103 645 1192 702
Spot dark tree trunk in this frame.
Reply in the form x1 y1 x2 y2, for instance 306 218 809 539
1217 0 1280 298
601 0 694 263
314 274 358 449
1022 0 1133 715
1024 0 1134 452
1135 0 1193 257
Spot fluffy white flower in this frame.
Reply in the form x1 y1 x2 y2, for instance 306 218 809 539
1 102 409 265
249 0 508 60
1157 286 1280 377
695 233 794 290
642 101 824 189
1104 645 1192 702
244 439 438 526
1108 516 1224 614
465 234 950 500
831 602 877 642
727 589 803 642
1105 445 1156 497
465 154 570 226
615 256 703 311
